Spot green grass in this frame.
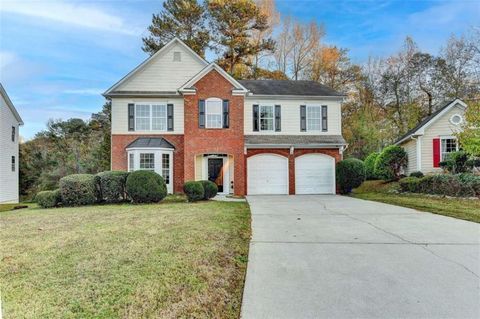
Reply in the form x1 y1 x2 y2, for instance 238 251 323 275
0 198 251 318
352 180 480 223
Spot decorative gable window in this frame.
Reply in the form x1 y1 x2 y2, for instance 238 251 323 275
440 137 458 161
205 98 223 128
132 103 172 131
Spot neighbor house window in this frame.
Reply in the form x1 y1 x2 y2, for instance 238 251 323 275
139 153 155 170
206 98 222 128
135 104 167 131
11 126 15 142
162 154 170 184
128 153 134 171
260 105 274 131
11 156 15 172
307 106 321 131
441 138 458 161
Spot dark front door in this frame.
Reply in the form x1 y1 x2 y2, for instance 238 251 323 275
208 158 224 193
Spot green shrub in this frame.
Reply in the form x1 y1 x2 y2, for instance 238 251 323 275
35 189 61 208
336 158 366 194
409 171 424 178
97 171 129 203
399 177 421 193
457 173 480 197
364 152 379 180
183 181 204 202
440 151 469 174
466 158 480 170
199 180 218 200
126 171 167 203
374 145 408 181
59 174 100 206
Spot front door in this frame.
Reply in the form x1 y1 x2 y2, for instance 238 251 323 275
208 158 224 193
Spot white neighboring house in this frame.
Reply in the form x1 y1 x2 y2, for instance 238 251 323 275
395 99 467 175
0 84 23 203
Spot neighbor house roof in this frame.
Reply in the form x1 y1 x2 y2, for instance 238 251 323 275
395 98 467 145
245 135 346 148
126 137 175 149
0 83 23 125
239 80 344 97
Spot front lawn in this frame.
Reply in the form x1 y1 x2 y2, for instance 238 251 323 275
0 198 251 318
352 180 480 223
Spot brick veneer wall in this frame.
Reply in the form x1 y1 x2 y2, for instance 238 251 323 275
183 70 246 195
246 148 342 194
111 134 185 193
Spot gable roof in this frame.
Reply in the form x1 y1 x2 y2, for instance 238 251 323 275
240 80 344 97
126 137 175 149
0 83 23 125
178 63 249 94
103 38 208 97
395 98 467 145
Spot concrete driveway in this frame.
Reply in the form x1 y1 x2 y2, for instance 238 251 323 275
241 195 480 319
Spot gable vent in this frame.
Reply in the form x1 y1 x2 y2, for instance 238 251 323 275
173 51 181 62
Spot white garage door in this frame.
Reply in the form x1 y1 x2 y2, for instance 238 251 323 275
247 154 288 195
295 154 335 194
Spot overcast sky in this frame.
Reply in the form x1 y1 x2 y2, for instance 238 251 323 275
1 0 479 139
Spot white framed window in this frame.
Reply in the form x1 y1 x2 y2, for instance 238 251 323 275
441 137 458 161
139 153 155 170
128 153 134 171
162 154 170 184
135 104 167 131
206 98 222 128
449 114 463 125
307 106 321 131
260 105 274 131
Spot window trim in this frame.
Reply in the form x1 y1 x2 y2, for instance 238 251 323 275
259 105 275 131
440 136 459 162
205 97 223 129
134 103 168 132
306 105 322 131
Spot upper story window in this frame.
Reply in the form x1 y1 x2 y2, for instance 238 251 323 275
260 105 274 131
206 98 223 128
307 106 321 131
11 126 15 142
441 137 458 161
135 104 167 131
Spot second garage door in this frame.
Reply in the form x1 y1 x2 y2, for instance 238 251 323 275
247 154 288 195
295 154 335 194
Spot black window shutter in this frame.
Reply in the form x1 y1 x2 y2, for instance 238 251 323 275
275 105 281 132
253 104 259 132
128 103 135 131
167 104 174 131
300 105 306 132
199 100 205 128
223 100 229 128
322 105 328 132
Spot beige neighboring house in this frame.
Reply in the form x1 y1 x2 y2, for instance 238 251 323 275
395 99 467 175
0 83 23 203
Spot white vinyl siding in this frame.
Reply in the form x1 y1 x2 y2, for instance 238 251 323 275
402 139 417 175
111 98 184 134
115 42 205 92
245 97 341 135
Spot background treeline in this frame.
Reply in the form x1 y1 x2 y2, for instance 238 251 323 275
20 0 480 198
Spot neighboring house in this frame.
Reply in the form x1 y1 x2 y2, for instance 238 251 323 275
104 38 346 195
395 99 467 175
0 83 23 203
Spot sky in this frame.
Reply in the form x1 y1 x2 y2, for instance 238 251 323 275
1 0 479 140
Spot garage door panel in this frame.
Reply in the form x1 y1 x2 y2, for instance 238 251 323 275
248 154 288 195
295 154 335 194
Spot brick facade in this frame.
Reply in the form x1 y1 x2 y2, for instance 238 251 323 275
246 148 342 194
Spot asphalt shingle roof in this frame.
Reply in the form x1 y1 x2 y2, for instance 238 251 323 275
126 137 175 149
245 135 346 146
239 80 344 97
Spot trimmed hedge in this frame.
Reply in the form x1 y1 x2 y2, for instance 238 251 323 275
364 152 379 180
199 180 218 200
409 171 424 178
399 174 478 197
336 158 366 194
374 145 408 181
36 189 62 208
126 170 167 203
59 174 100 206
183 181 204 202
97 171 129 203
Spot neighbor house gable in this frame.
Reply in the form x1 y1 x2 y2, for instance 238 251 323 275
0 83 23 125
104 38 208 96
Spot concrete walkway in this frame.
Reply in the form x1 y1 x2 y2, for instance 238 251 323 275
241 195 480 319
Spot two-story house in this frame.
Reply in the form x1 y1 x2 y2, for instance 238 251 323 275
104 38 346 195
0 83 23 203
